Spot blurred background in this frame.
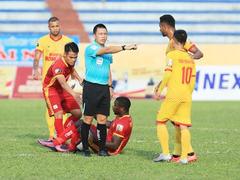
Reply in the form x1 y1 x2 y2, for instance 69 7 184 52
0 0 239 100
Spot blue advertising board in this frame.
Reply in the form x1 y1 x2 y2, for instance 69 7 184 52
0 34 79 66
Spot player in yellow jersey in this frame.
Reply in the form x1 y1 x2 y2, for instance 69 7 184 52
33 17 72 140
157 14 201 161
153 30 196 164
159 14 203 59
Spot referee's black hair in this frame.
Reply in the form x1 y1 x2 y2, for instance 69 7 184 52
64 42 79 54
115 96 131 113
174 30 187 45
48 16 59 24
93 23 108 34
160 14 175 28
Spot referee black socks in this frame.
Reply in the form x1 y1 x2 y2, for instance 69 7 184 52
81 122 91 151
97 123 107 151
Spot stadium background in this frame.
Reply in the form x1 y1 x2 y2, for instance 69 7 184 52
0 0 239 100
0 1 240 179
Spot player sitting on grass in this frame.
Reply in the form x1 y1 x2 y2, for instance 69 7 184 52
38 96 133 156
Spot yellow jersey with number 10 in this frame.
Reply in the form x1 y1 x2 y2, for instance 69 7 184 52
165 49 196 102
35 34 72 79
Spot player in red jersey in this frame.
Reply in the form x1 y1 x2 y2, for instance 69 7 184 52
38 42 84 147
39 96 133 156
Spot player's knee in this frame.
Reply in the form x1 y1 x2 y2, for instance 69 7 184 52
179 125 188 129
73 109 82 119
54 111 63 119
156 120 167 126
97 118 107 124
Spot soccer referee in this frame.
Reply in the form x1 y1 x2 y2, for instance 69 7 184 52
81 23 137 156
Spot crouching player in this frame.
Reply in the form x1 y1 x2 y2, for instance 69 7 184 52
39 96 133 156
38 42 83 147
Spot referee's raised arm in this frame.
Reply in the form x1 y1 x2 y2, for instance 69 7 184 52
96 44 137 55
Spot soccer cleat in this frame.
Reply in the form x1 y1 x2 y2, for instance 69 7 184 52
153 153 172 162
81 149 91 157
170 155 180 162
48 137 54 141
38 139 54 148
187 153 197 163
98 150 109 157
55 144 70 153
176 158 188 164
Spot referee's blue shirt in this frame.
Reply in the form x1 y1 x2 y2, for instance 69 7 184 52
84 41 113 85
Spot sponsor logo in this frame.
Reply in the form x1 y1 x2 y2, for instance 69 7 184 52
116 124 123 132
53 104 58 109
54 68 62 74
195 71 240 91
90 45 98 50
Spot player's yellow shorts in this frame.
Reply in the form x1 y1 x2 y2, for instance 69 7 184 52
156 100 192 127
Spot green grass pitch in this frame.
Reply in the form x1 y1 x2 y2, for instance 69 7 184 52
0 99 239 179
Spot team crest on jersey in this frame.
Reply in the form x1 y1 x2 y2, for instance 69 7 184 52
167 59 173 67
55 68 62 74
90 45 98 50
53 104 58 109
96 57 103 65
116 124 123 132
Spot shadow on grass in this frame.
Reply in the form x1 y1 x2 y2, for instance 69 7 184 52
15 133 48 146
127 147 157 160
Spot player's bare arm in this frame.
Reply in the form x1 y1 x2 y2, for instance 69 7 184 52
71 68 84 85
189 45 203 59
106 135 123 150
155 67 172 99
56 75 80 103
96 44 137 55
32 50 42 80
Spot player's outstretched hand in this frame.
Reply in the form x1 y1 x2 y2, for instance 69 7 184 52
32 69 42 80
125 44 137 50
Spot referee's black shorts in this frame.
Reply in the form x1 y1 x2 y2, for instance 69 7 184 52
82 80 110 116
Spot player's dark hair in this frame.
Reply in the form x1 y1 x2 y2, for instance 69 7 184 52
115 96 131 113
160 14 175 28
174 30 187 45
93 23 107 34
48 16 59 24
65 42 79 54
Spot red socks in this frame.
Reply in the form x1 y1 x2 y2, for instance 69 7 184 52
63 116 79 128
54 118 63 137
54 123 78 146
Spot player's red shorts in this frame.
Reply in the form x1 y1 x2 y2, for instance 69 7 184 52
43 87 80 116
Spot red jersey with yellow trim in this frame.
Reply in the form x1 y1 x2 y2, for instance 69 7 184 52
107 115 133 155
35 34 72 79
43 58 73 91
